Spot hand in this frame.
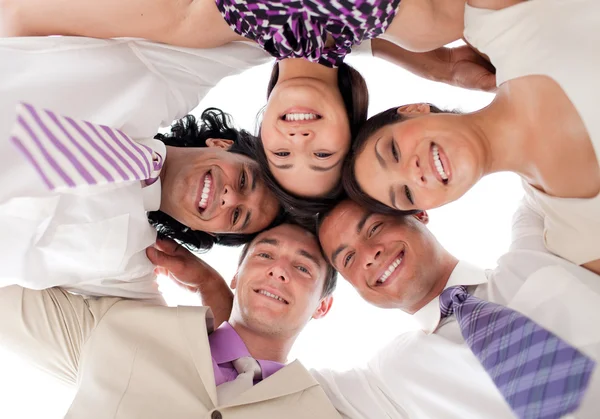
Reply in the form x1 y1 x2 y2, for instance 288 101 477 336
146 238 223 293
433 45 497 92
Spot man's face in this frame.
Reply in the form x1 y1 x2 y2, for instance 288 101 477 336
231 224 332 337
319 200 444 312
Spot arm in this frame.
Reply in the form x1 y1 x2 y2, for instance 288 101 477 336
371 38 496 92
0 0 243 48
146 238 233 326
382 0 465 53
0 285 118 385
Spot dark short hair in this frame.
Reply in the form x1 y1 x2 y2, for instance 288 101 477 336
237 222 337 298
342 104 447 216
147 108 285 253
250 62 370 221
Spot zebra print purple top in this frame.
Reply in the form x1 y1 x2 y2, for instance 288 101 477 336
215 0 401 68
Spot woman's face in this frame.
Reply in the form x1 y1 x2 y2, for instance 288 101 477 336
260 77 351 197
353 105 483 211
160 141 280 234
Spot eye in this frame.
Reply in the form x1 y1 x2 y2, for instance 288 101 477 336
232 207 241 225
314 152 333 159
391 140 399 162
405 186 414 205
343 252 354 268
273 151 290 157
239 170 247 189
296 265 310 274
257 252 272 259
368 222 382 238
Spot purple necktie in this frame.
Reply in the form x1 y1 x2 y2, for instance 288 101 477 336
9 102 163 191
440 286 595 419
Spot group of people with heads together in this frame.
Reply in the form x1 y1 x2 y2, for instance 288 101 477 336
0 0 599 418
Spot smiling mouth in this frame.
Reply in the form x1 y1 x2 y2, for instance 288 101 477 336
375 250 405 286
280 112 322 122
254 289 289 304
431 143 449 185
198 172 215 214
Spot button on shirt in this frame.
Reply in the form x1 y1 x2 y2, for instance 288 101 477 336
313 200 600 419
209 322 284 386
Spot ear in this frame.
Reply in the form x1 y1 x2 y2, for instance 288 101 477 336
397 103 431 116
230 273 238 290
205 138 234 151
413 210 429 225
312 295 333 320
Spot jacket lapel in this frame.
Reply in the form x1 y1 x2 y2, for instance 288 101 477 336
176 305 219 407
220 360 318 407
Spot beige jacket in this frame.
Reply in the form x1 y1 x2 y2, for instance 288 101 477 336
0 286 341 419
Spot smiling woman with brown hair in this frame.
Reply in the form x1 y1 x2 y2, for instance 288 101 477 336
344 0 600 276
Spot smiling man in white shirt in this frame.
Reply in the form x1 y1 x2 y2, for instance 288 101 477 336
314 199 600 419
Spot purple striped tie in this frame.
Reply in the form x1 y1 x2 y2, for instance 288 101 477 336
9 102 163 190
440 286 595 419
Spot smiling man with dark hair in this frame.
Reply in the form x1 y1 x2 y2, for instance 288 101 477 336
312 199 600 419
0 223 341 419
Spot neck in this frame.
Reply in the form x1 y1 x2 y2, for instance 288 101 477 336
277 58 338 85
405 249 459 314
229 320 297 364
465 89 535 178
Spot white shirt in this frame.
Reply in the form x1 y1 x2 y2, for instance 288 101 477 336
463 0 600 266
314 200 600 418
0 36 273 139
0 36 275 301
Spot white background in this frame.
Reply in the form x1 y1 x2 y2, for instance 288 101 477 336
0 51 524 417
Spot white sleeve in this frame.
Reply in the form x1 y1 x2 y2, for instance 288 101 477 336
311 367 400 419
509 195 548 254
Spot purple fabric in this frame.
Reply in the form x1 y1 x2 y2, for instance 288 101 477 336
209 322 284 386
9 103 163 191
440 286 596 419
215 0 402 68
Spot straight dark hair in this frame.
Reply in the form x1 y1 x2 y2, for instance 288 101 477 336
342 104 447 216
148 108 285 252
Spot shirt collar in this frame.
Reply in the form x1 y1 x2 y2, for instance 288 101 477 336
208 322 285 380
139 138 165 212
412 261 488 334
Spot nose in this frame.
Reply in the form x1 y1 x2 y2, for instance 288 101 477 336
408 155 426 186
268 264 289 283
363 244 384 269
220 186 242 208
284 127 315 142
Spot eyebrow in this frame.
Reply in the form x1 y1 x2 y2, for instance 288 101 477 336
389 187 397 208
330 211 374 267
271 162 293 170
240 210 252 232
298 249 322 268
309 158 343 172
374 136 386 169
255 238 279 247
331 244 346 269
250 165 259 192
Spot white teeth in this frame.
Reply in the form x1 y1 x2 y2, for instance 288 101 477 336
199 174 212 209
284 113 318 122
432 144 448 180
377 256 404 284
258 290 286 303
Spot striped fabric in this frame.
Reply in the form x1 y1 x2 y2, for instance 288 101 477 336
440 286 596 419
10 102 163 191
